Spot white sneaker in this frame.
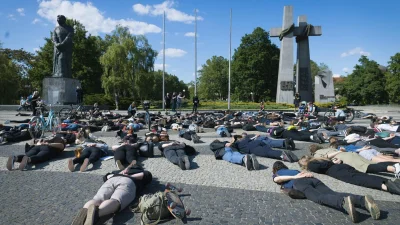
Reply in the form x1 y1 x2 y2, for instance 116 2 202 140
0 137 3 143
394 163 400 178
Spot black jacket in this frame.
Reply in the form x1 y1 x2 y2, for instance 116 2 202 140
209 141 230 159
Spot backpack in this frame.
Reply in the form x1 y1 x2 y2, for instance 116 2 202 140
139 141 154 157
134 192 171 225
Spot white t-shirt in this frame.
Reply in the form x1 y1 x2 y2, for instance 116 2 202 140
377 124 399 132
335 109 345 117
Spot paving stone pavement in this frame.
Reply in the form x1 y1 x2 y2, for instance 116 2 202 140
1 107 400 225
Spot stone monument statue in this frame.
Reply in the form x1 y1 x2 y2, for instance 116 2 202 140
52 15 74 78
314 69 335 103
42 15 81 105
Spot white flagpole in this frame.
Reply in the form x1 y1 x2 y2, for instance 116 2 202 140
194 9 198 97
228 8 232 110
162 11 166 110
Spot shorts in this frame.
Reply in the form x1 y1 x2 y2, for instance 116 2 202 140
358 149 379 161
93 176 136 211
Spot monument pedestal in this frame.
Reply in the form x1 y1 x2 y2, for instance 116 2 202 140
43 77 81 105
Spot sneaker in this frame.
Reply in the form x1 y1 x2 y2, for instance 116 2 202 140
84 204 97 225
6 156 15 171
250 154 259 170
182 155 190 170
68 159 75 172
80 158 90 172
0 137 3 144
394 163 400 178
244 155 253 170
71 208 88 225
342 196 359 223
281 151 291 162
19 156 29 171
178 158 186 170
115 160 125 170
312 133 322 144
364 195 380 220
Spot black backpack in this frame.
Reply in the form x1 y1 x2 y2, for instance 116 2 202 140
139 141 154 157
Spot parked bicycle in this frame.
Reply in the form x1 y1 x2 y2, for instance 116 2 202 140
29 104 61 139
143 101 151 131
58 104 89 120
323 103 355 123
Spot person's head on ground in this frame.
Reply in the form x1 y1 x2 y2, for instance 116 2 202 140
272 161 288 174
329 136 338 144
309 144 324 156
329 141 339 149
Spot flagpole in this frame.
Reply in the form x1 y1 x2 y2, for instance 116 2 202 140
228 8 232 110
194 9 198 97
162 11 166 110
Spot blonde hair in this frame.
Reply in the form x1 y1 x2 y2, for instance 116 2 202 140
298 155 330 170
74 147 83 158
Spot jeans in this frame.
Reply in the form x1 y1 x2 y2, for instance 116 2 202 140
16 146 57 164
114 145 138 165
73 147 104 164
192 104 198 113
163 147 186 165
222 148 244 164
256 136 284 148
293 178 365 210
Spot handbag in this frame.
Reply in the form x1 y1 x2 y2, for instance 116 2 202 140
139 141 154 157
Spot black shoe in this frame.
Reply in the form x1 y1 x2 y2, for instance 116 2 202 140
250 154 259 170
289 138 296 150
317 133 325 143
342 196 359 223
386 180 400 195
284 138 295 150
281 151 292 162
244 154 253 170
178 158 186 170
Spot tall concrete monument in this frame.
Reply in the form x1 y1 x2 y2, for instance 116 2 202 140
315 69 335 103
43 15 81 105
271 6 322 104
270 6 295 104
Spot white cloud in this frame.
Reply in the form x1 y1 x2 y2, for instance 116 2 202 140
340 47 371 57
154 63 169 70
197 66 202 70
8 14 17 21
342 67 349 73
17 8 25 16
33 47 40 52
37 0 161 35
159 48 187 57
133 1 203 24
32 18 41 24
333 74 341 78
184 32 198 37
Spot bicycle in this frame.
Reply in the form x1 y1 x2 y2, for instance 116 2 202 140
143 101 151 131
29 104 61 139
58 104 89 120
323 103 355 123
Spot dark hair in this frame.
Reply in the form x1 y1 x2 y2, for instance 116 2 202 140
329 142 339 149
328 136 337 143
272 161 288 174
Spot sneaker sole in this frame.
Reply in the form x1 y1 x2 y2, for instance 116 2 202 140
183 157 190 170
115 160 125 170
345 196 358 223
84 204 96 225
68 159 75 172
6 156 14 171
19 156 28 171
365 195 380 220
250 154 259 170
71 208 88 225
80 159 89 172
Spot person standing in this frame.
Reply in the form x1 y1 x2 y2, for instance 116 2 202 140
164 93 171 113
176 92 185 113
30 91 40 116
192 96 199 114
294 92 301 112
76 86 83 105
114 93 119 110
171 92 177 112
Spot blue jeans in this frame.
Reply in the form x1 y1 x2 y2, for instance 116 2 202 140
256 136 284 148
222 147 244 165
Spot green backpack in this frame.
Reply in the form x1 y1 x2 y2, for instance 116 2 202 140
133 192 171 225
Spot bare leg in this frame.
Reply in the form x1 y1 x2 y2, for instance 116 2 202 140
388 166 395 173
83 199 102 209
371 156 400 163
98 199 120 217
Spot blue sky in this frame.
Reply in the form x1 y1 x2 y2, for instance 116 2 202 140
1 0 399 83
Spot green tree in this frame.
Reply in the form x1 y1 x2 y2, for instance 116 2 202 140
341 56 388 104
231 27 280 102
198 56 228 100
0 43 20 104
385 53 400 103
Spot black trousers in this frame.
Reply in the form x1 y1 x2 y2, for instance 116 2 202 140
192 104 198 113
73 147 103 164
369 138 399 148
163 147 186 165
17 146 58 164
366 162 394 173
293 178 365 210
282 130 311 142
114 145 138 165
4 130 31 143
31 101 37 115
327 164 388 190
